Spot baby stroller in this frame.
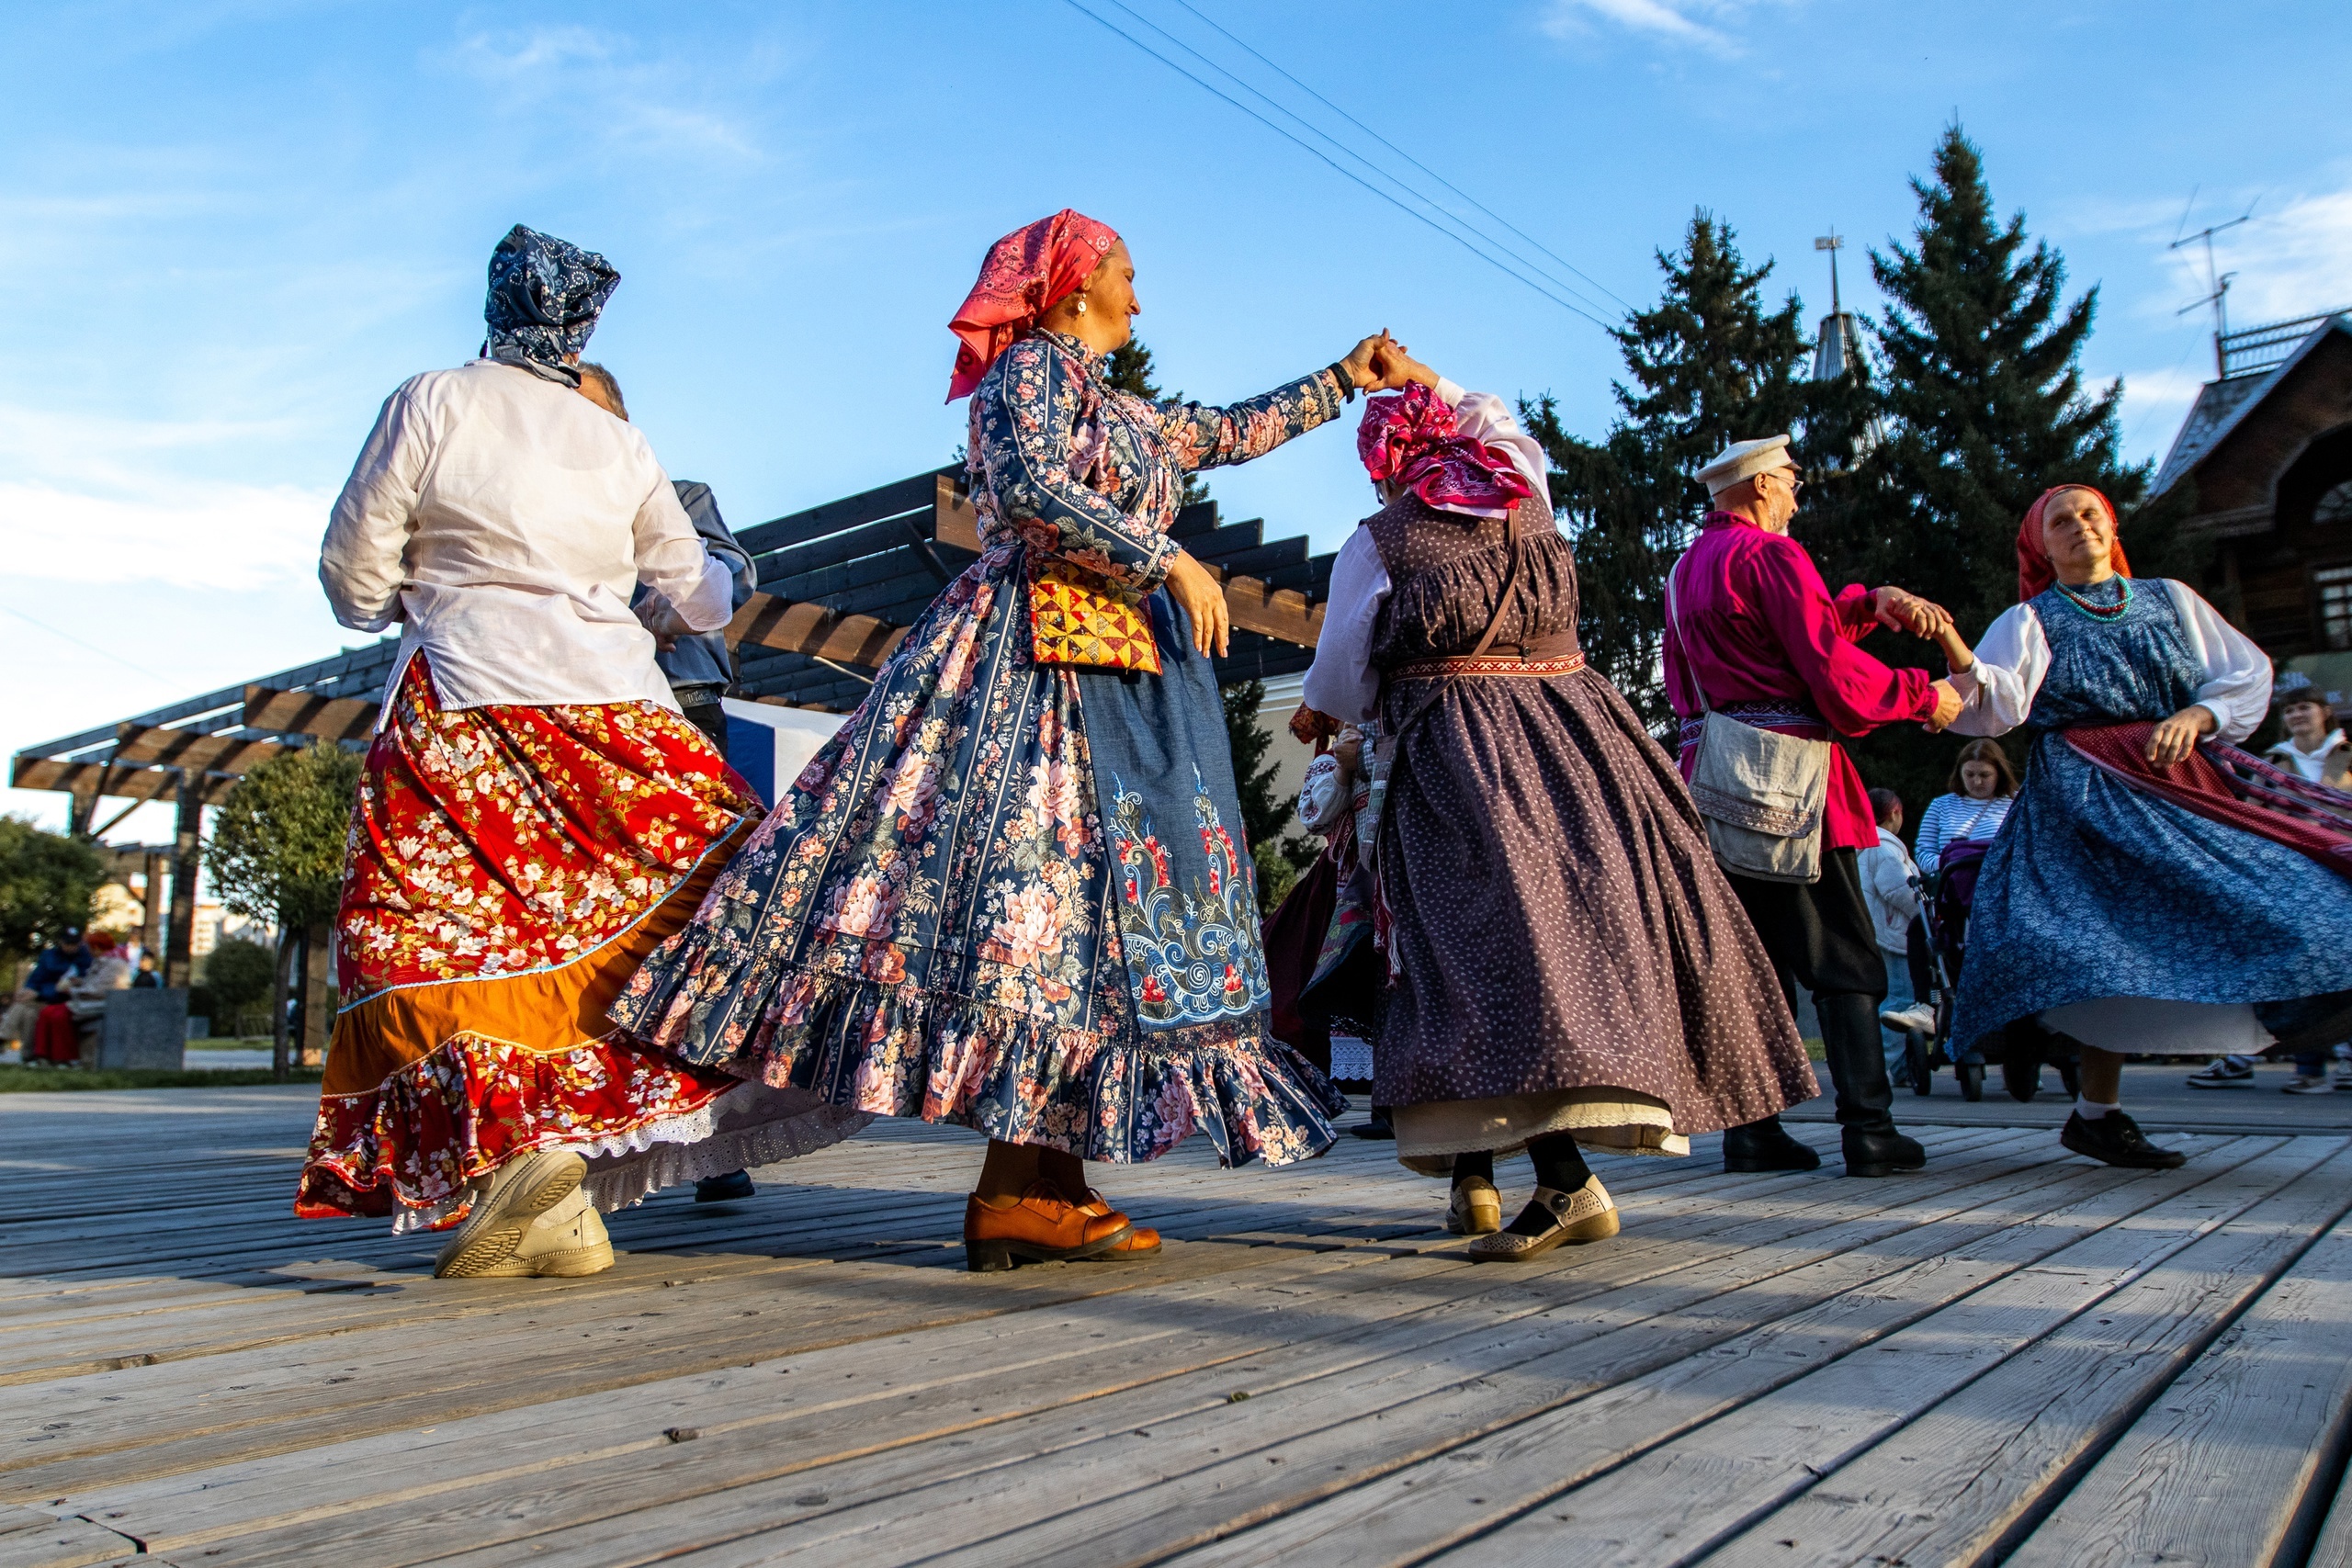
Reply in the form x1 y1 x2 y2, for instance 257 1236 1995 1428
1901 836 2076 1102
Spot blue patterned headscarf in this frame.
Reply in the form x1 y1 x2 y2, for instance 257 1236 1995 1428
481 224 619 387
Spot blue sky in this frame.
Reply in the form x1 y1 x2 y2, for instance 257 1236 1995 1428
6 0 2348 839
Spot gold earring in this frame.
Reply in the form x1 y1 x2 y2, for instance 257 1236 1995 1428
1074 297 1088 315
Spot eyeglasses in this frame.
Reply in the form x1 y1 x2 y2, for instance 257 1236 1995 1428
1769 468 1805 497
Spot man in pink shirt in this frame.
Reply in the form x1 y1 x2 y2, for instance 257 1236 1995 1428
1663 435 1962 1179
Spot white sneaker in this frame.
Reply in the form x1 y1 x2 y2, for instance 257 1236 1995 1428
2185 1055 2256 1089
433 1149 587 1278
478 1190 615 1278
2284 1075 2335 1096
1878 1004 1936 1035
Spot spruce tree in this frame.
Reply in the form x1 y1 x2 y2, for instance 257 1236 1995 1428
1821 124 2177 821
1524 212 1808 731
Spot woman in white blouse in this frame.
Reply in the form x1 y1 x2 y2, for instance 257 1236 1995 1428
300 226 866 1277
1937 484 2352 1170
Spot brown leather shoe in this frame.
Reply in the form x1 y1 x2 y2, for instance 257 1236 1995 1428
963 1182 1134 1271
1068 1189 1162 1262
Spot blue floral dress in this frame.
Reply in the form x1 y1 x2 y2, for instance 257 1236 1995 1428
612 331 1351 1164
1951 577 2352 1052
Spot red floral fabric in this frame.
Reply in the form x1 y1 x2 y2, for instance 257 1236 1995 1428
297 654 764 1225
945 209 1119 401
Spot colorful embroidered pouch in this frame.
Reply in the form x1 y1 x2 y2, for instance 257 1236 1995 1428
1027 558 1162 673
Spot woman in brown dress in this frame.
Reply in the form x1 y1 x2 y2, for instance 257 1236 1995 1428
1295 349 1817 1260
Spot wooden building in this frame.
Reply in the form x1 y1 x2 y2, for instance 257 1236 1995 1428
2152 310 2352 689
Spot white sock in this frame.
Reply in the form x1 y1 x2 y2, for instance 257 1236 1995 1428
2075 1097 2120 1121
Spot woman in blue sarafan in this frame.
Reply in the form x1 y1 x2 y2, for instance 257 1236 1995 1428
614 210 1396 1269
1943 484 2352 1170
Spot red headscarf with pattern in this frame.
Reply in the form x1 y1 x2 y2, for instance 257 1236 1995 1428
945 209 1121 401
1355 381 1535 514
2017 484 2132 602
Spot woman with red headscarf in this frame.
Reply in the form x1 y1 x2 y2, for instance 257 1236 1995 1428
1289 353 1816 1260
1942 484 2352 1169
616 211 1401 1269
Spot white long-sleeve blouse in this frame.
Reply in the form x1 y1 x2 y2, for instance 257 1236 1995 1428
1948 579 2271 743
320 359 733 720
1299 379 1549 723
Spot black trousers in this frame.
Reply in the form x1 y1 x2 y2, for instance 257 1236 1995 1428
1726 847 1895 1132
679 700 730 761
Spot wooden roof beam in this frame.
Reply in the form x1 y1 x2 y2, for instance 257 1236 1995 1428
113 725 293 776
243 684 379 743
727 593 909 669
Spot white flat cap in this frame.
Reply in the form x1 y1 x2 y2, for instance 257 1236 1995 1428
1695 434 1794 496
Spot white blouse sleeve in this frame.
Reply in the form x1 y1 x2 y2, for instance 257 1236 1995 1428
1300 527 1389 724
2162 580 2271 743
630 470 735 636
1434 377 1549 501
1947 604 2049 737
320 381 431 633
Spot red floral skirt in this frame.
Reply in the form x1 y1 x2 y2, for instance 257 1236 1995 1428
296 654 865 1229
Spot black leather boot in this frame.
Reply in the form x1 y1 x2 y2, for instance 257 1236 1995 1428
1722 1115 1822 1173
1818 991 1924 1176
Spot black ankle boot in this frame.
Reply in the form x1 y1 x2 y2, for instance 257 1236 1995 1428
1723 1116 1822 1173
1841 1125 1927 1178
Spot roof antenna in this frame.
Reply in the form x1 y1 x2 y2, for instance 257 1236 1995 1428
2170 196 2257 377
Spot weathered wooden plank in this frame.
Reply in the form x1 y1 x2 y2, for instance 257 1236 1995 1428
240 685 377 743
1703 1158 2352 1568
0 1505 137 1568
1157 1135 2295 1568
38 1132 2018 1559
371 1133 2117 1566
1998 1213 2352 1568
1432 1137 2352 1568
5 758 179 804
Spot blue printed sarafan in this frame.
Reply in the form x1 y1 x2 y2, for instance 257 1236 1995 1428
611 330 1349 1166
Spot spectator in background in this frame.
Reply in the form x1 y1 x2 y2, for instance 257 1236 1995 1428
130 953 163 989
23 928 93 1066
578 360 764 1205
1860 789 1925 1086
1913 739 2018 872
65 932 134 1045
2265 674 2346 787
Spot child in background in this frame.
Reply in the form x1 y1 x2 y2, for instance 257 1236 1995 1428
1859 789 1926 1086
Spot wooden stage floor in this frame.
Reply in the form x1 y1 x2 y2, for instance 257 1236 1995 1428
7 1087 2352 1567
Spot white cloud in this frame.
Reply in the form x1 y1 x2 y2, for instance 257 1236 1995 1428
1538 0 1767 51
0 404 329 590
2203 186 2352 327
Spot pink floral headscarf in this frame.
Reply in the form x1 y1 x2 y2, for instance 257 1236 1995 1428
1356 381 1535 514
946 209 1120 401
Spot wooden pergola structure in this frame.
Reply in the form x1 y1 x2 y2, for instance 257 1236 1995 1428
10 468 1339 990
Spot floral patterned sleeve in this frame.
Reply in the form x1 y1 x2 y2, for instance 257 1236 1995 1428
978 337 1182 591
1157 367 1351 474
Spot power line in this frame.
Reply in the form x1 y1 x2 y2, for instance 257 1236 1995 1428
1058 0 1617 333
0 604 182 691
1163 0 1635 314
1101 0 1622 321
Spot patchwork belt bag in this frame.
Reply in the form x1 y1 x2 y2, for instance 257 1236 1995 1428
1665 560 1829 884
1027 557 1163 674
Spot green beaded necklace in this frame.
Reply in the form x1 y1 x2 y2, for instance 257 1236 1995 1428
2052 574 2132 622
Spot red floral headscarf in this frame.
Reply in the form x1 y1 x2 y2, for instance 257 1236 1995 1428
1356 381 1535 514
2018 484 2132 602
945 209 1120 401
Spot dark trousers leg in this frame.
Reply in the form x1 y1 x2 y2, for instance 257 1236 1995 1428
680 700 730 761
1726 848 1896 1134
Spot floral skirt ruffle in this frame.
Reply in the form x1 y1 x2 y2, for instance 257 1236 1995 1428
296 653 870 1229
619 956 1343 1167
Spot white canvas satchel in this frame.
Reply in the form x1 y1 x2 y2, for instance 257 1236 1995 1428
1666 559 1830 885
